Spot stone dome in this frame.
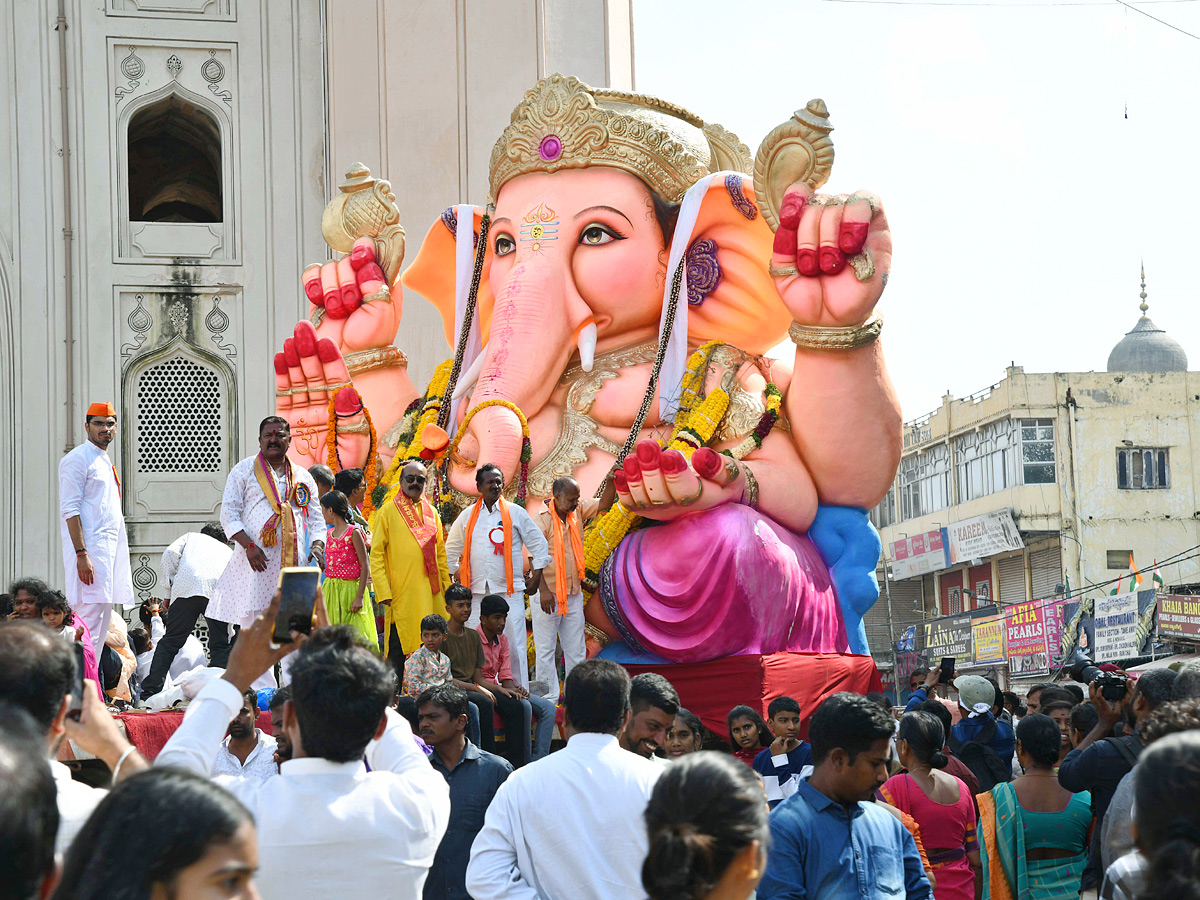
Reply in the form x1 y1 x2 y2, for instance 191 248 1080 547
1106 316 1188 372
1106 269 1187 373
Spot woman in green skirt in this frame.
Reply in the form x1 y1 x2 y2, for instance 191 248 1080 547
319 490 377 649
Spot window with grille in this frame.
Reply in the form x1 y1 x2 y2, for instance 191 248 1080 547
898 443 952 521
1116 448 1169 490
135 356 224 472
1019 418 1055 484
870 485 898 529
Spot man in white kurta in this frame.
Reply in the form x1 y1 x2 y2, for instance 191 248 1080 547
207 417 325 630
444 465 550 691
59 402 137 659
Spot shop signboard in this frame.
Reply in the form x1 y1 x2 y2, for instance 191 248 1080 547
1158 594 1200 640
923 614 972 663
972 615 1005 666
1006 600 1049 676
891 529 949 580
1094 589 1156 663
1044 599 1068 666
946 509 1024 565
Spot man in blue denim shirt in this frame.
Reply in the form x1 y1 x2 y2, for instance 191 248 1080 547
758 693 932 900
418 684 512 900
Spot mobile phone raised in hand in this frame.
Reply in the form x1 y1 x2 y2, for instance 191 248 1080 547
273 567 321 644
67 642 87 721
939 656 956 685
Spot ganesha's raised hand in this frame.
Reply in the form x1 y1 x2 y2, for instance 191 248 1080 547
612 442 756 522
274 322 371 468
276 237 417 470
769 182 892 327
303 237 400 353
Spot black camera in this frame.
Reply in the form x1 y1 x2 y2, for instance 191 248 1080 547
1069 657 1128 702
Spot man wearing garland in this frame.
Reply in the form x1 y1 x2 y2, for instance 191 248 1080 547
370 460 451 679
445 464 550 691
208 418 325 663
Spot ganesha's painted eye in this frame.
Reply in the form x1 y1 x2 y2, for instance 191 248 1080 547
579 224 621 246
494 234 516 256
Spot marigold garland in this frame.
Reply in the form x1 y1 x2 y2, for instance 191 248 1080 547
325 393 379 517
581 344 785 599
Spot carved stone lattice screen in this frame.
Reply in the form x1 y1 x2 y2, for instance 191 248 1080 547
135 355 224 473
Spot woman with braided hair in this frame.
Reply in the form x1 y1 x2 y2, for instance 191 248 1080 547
643 752 767 900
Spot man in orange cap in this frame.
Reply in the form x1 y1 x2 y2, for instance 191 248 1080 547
59 403 137 658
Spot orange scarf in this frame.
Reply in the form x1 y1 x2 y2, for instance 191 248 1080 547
548 501 583 615
395 493 441 594
459 498 514 593
253 453 298 566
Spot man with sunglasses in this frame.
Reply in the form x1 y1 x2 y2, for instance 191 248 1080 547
370 461 452 680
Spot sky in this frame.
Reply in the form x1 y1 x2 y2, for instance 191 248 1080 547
632 0 1200 421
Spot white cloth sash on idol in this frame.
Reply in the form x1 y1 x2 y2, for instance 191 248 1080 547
448 203 483 431
655 171 740 423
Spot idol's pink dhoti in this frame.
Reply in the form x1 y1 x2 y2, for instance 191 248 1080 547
598 504 851 663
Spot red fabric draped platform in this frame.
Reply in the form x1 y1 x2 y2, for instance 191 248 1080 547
113 709 274 761
623 652 883 740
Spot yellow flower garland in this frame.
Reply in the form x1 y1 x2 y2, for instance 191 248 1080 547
375 359 453 513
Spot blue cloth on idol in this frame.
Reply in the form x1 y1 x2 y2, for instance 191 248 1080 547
757 777 933 900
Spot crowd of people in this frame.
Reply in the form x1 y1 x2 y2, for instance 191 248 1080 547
4 408 1200 899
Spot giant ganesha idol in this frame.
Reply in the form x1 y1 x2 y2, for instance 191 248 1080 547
274 74 901 665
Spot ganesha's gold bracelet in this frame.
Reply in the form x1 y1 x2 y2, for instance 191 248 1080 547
740 464 760 510
345 346 407 376
788 315 882 351
584 623 611 648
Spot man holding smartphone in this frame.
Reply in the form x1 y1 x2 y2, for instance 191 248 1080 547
208 417 325 645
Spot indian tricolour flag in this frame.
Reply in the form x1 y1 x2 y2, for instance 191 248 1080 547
1153 559 1165 591
1129 554 1145 589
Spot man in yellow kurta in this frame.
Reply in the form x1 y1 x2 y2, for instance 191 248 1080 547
369 461 451 679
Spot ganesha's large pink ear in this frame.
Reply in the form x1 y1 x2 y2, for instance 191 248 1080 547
401 207 494 347
682 174 790 356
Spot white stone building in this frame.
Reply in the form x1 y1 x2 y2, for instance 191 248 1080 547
0 0 632 593
866 275 1200 658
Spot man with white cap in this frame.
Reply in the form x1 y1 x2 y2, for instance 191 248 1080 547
947 674 1015 787
59 401 137 658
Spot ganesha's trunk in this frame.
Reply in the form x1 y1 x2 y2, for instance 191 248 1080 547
458 282 574 485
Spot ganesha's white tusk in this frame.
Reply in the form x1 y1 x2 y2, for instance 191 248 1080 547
451 350 487 400
577 320 598 373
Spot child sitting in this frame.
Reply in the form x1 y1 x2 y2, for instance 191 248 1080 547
319 490 376 649
476 593 557 766
402 613 452 698
752 695 814 808
727 704 772 766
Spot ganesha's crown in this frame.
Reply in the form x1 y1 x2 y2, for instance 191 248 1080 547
488 74 752 204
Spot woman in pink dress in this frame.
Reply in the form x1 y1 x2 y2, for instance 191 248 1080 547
878 711 982 900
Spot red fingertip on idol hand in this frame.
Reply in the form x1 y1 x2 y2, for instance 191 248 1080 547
316 338 341 364
613 470 629 492
691 447 723 480
797 249 820 277
779 194 805 229
660 449 688 475
273 353 289 376
819 247 846 275
838 221 869 255
283 339 300 367
635 441 662 469
334 387 362 416
294 325 318 356
303 267 324 304
356 262 386 294
350 237 376 270
773 226 798 256
622 456 643 482
325 292 347 319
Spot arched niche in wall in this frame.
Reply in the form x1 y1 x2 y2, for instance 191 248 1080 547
115 82 236 262
121 336 237 521
128 93 222 223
